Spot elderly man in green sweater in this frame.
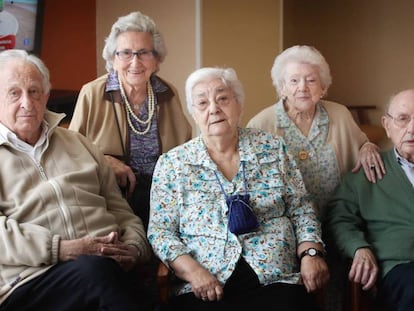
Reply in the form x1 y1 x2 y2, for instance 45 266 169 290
327 88 414 311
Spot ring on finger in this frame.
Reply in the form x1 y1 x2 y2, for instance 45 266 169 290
370 165 375 170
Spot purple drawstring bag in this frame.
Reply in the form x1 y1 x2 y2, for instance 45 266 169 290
215 162 259 235
226 193 259 235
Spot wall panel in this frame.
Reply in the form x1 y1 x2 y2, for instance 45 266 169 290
42 0 96 90
202 0 282 126
284 0 414 131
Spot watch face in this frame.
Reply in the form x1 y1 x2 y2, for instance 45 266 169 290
308 248 317 256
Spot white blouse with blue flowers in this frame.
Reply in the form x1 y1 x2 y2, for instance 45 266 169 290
148 127 323 295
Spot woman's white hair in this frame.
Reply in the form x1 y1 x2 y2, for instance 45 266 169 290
271 45 332 98
185 67 245 115
102 11 167 73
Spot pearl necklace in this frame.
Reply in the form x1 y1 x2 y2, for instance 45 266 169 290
118 76 155 135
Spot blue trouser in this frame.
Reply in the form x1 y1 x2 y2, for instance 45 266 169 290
168 257 320 311
378 261 414 311
0 255 151 311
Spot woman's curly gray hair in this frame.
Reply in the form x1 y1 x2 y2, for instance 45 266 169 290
102 11 167 73
271 45 332 98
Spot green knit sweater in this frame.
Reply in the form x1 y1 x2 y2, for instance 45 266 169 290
327 149 414 279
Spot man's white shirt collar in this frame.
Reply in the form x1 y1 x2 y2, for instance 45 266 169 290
0 121 49 162
395 148 414 187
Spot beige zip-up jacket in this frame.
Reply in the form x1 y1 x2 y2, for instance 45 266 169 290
0 111 150 303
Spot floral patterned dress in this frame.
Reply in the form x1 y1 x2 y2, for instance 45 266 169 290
148 127 322 295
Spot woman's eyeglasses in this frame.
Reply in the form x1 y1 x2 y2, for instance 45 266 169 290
115 49 157 62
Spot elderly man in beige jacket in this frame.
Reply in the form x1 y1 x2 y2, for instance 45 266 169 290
0 49 151 310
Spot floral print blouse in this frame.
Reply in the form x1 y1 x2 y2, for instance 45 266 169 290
148 127 323 295
274 101 340 213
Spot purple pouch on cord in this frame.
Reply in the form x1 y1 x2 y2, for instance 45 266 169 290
227 193 259 235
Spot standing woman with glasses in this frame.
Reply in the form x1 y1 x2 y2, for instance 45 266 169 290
69 11 192 230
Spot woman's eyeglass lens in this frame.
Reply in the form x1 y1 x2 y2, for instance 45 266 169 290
115 49 157 61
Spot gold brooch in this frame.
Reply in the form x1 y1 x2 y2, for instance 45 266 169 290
298 150 308 160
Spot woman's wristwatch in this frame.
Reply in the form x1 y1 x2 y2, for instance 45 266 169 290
299 248 326 261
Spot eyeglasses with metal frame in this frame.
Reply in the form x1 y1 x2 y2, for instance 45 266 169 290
386 112 414 128
115 49 157 62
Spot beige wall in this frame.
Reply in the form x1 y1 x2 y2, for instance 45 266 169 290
202 0 282 126
284 0 414 131
95 0 412 139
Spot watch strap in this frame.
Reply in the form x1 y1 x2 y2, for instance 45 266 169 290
299 248 326 260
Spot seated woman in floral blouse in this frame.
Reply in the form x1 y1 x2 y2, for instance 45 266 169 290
147 67 329 311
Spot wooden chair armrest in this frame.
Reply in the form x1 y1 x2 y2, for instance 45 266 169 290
157 261 171 304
